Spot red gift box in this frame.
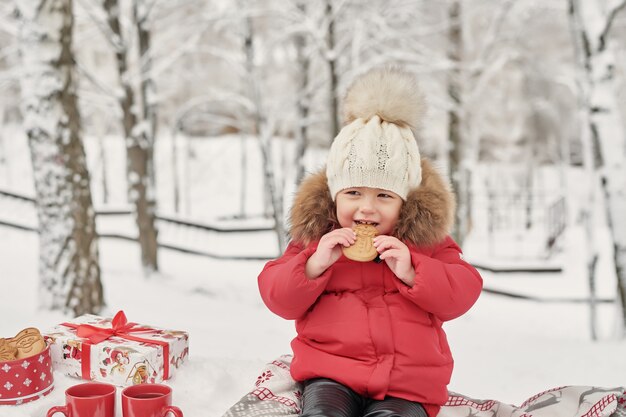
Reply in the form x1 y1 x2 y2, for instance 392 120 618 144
0 344 54 405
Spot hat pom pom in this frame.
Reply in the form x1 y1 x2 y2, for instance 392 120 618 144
342 67 426 129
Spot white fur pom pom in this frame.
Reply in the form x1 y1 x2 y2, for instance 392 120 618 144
342 67 426 129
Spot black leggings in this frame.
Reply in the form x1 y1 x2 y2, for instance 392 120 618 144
300 378 428 417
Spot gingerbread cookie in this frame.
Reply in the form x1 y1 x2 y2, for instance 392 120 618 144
343 223 379 262
8 328 47 359
0 338 18 362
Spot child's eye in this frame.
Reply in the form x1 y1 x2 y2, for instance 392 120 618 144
378 193 393 198
345 190 360 196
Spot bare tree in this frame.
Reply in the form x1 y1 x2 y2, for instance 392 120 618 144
17 0 103 315
242 9 287 251
447 0 466 243
568 0 626 338
324 0 340 138
292 1 311 185
101 0 159 274
133 0 157 196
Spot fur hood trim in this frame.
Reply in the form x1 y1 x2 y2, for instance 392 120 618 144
289 158 455 247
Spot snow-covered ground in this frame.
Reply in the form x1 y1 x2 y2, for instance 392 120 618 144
0 131 625 416
1 225 624 417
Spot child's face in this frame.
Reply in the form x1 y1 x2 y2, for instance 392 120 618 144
335 187 403 235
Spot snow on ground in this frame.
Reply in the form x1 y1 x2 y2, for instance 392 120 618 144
0 228 287 417
1 223 625 417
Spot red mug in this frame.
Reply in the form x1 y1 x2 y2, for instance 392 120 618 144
122 384 183 417
47 382 116 417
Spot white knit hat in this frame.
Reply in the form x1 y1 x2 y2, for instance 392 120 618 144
326 67 425 201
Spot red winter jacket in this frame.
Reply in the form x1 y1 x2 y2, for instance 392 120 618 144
258 160 483 417
259 237 482 416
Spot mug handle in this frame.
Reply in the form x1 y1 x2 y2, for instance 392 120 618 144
47 406 69 417
162 405 183 417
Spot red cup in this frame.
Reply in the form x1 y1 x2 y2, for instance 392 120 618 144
122 384 183 417
47 382 116 417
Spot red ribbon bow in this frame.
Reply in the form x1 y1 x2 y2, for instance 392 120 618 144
63 310 170 381
76 311 150 344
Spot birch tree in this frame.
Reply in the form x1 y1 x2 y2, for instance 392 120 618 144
132 0 157 196
324 0 340 138
447 0 466 243
17 0 103 315
242 8 287 251
568 0 626 338
101 0 159 274
292 1 311 185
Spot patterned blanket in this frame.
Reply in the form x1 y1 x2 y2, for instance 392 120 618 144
222 355 626 417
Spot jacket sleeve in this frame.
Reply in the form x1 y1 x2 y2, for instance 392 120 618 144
395 236 483 322
257 241 333 320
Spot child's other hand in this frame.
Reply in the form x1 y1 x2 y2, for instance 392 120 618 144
373 235 415 286
305 228 356 279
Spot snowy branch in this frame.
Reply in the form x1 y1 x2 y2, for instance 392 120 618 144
0 42 20 66
0 5 18 37
75 0 124 53
471 0 517 76
598 0 626 52
140 0 159 22
172 92 256 129
467 50 519 105
0 75 19 92
323 0 350 23
73 57 117 99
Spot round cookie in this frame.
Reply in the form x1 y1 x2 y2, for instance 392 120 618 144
343 224 379 262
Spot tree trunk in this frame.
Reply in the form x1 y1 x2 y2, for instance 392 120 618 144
294 1 310 185
242 13 286 252
325 0 340 139
569 0 626 337
133 0 159 272
103 0 158 274
133 0 158 202
242 16 269 218
446 0 468 244
18 0 103 315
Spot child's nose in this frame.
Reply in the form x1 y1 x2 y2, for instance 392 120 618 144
359 198 376 213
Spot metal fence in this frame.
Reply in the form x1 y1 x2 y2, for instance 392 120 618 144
0 189 280 261
471 190 567 260
0 186 568 262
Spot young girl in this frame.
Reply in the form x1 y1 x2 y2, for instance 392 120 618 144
258 68 483 417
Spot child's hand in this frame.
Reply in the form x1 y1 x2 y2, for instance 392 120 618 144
373 235 415 286
305 228 356 279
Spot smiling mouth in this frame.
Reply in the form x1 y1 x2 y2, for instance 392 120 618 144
355 220 378 226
